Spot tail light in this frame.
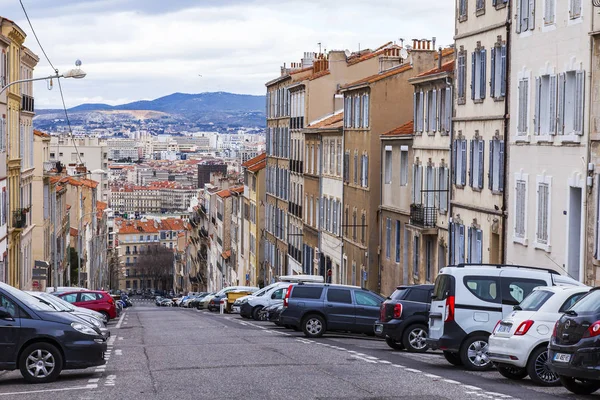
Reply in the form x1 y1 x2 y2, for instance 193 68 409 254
379 304 386 322
107 296 114 305
393 303 403 319
552 321 559 338
444 296 455 322
583 321 600 338
283 284 293 308
514 320 534 336
493 320 501 333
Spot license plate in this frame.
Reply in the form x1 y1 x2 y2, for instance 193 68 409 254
231 306 240 313
374 324 383 334
496 324 511 334
554 353 571 363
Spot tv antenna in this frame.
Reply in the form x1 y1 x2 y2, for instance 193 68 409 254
318 42 322 54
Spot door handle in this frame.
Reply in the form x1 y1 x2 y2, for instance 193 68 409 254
327 304 333 307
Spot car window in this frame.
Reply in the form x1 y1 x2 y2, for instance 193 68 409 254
406 289 428 303
354 291 381 307
389 288 408 300
519 290 554 311
561 292 592 313
464 276 500 303
500 278 547 305
327 288 352 304
291 286 323 299
432 274 454 300
61 293 78 303
80 293 97 302
0 295 18 318
271 288 284 300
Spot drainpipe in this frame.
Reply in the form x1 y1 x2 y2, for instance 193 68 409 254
501 0 512 264
448 81 455 265
378 142 383 294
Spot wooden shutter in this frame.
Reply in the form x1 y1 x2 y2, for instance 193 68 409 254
424 91 429 132
432 90 437 132
476 230 483 263
469 139 474 187
500 45 507 97
365 155 369 187
363 94 369 128
461 140 467 186
411 165 416 204
452 141 457 184
516 0 522 33
467 227 473 263
557 73 566 135
457 53 464 99
549 75 557 135
490 47 496 98
478 140 484 189
488 140 494 191
517 80 523 134
471 52 476 100
458 225 465 263
413 92 417 132
480 49 487 99
528 0 535 30
499 140 505 192
534 77 541 135
575 70 585 135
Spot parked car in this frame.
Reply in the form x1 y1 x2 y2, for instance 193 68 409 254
155 296 163 306
206 286 259 312
548 287 600 395
55 290 118 321
427 264 583 371
489 286 591 385
280 283 385 338
0 282 107 383
175 296 189 307
375 284 434 352
189 293 211 308
263 303 284 323
244 283 289 320
159 298 174 307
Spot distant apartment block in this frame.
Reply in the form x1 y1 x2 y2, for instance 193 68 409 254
197 163 228 188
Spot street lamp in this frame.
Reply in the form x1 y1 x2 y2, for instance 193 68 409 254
0 61 86 95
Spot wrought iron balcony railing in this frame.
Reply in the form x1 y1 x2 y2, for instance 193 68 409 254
409 204 437 228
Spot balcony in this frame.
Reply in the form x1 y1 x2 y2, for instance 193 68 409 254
43 161 60 175
409 205 437 228
21 94 34 113
199 227 208 238
12 210 27 229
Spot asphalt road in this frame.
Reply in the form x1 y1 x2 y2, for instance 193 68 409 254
0 299 597 400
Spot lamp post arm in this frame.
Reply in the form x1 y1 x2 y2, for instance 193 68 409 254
0 73 63 96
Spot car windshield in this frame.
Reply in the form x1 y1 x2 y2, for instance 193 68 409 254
1 284 56 312
31 292 74 312
389 288 409 300
518 289 554 311
569 289 600 313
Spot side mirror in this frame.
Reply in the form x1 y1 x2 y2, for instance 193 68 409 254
0 307 14 321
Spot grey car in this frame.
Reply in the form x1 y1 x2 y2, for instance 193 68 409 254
279 283 384 338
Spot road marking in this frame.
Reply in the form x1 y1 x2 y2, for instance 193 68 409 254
105 374 116 386
443 379 461 384
463 385 482 391
378 360 392 364
405 368 422 373
115 312 127 329
88 378 100 383
424 373 441 379
115 349 123 356
350 354 378 364
0 384 97 396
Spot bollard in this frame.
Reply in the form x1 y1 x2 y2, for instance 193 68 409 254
220 299 225 314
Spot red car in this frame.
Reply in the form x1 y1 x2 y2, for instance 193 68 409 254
56 290 118 321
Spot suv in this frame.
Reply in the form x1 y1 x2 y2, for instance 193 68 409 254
548 287 600 395
280 283 384 338
375 284 433 352
55 290 118 321
427 264 582 371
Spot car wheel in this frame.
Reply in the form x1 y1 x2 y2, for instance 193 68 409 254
100 311 110 322
460 335 493 371
402 324 429 353
497 365 528 380
559 376 600 395
443 351 463 366
302 314 326 338
251 306 263 321
19 343 63 384
385 337 405 351
527 346 560 386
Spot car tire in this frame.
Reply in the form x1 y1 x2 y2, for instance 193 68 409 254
402 324 429 353
443 351 463 366
460 335 493 371
19 342 63 384
385 337 405 351
302 314 326 338
526 346 560 386
100 311 110 322
251 306 263 321
497 365 528 380
559 376 600 395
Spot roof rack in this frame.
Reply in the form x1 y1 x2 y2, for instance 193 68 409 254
453 263 559 275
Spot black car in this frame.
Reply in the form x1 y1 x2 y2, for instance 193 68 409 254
0 282 107 383
548 287 600 395
375 284 433 353
279 283 384 338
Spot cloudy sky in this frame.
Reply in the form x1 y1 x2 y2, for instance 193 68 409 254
1 0 454 108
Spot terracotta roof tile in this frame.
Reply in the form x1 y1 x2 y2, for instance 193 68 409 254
381 120 414 136
70 227 79 237
342 63 413 89
242 152 266 168
435 47 455 60
222 250 231 260
216 189 231 198
33 129 50 138
416 60 455 78
347 41 393 66
230 186 244 194
247 160 266 173
308 112 344 129
308 70 331 81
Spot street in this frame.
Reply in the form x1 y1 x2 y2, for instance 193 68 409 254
0 301 594 400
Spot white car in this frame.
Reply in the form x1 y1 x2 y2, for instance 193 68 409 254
245 283 289 320
488 285 590 386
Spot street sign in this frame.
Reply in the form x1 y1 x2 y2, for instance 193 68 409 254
33 260 49 280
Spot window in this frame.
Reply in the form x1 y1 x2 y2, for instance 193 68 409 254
337 141 342 176
384 147 392 184
453 139 467 186
464 276 499 303
352 210 357 240
353 151 358 184
515 175 528 239
80 293 97 302
344 97 353 128
362 94 370 128
327 288 352 304
544 0 555 25
440 87 452 133
354 95 361 127
411 164 422 205
0 295 17 318
400 146 409 186
471 48 486 101
458 0 467 20
385 218 391 259
559 292 587 313
557 71 585 136
570 290 600 313
291 286 323 299
534 75 557 136
517 77 529 136
476 0 485 13
501 278 547 305
489 139 505 192
414 91 424 133
61 293 78 303
470 139 484 189
413 235 420 277
361 213 366 244
569 0 582 19
468 227 483 263
451 223 465 264
491 44 507 99
361 154 369 187
438 166 449 212
536 176 551 247
354 291 380 307
517 0 535 33
406 288 430 303
395 221 401 263
343 151 350 183
271 288 285 300
457 50 466 102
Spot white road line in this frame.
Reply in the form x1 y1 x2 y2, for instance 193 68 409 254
443 379 461 384
88 378 100 383
405 368 422 373
115 312 127 329
350 354 378 364
0 384 97 396
463 385 482 391
424 373 441 379
378 360 392 364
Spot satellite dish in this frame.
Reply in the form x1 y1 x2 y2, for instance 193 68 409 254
344 49 351 58
400 48 408 60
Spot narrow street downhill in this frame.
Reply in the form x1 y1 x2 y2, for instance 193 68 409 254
0 301 593 400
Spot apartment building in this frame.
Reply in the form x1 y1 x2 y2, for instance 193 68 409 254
341 42 441 291
116 219 160 291
107 138 141 161
509 0 590 282
242 153 265 286
197 163 227 188
0 33 8 283
406 53 454 288
109 182 197 214
32 130 51 290
48 177 71 287
450 0 509 266
380 122 413 295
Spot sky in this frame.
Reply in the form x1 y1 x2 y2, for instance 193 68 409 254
0 0 454 109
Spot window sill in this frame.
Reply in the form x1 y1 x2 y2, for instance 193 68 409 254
459 15 467 23
515 134 530 144
454 184 466 189
559 134 582 144
534 242 551 253
473 98 484 104
494 2 507 10
517 30 533 38
568 16 583 26
457 98 466 106
491 190 503 196
471 186 483 192
427 131 436 136
533 134 553 144
492 96 505 102
476 8 485 17
542 23 556 33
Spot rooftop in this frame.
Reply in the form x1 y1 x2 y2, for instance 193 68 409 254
308 112 344 129
342 63 413 90
381 120 414 137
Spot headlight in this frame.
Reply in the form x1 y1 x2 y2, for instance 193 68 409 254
86 317 102 328
71 322 98 336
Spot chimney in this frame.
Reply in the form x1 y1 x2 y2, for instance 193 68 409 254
432 37 437 50
438 47 442 70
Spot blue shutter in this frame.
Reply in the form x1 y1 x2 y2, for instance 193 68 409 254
490 47 496 97
461 140 467 186
452 140 457 184
469 140 474 187
478 140 484 189
500 45 507 97
480 49 487 99
471 52 476 100
499 140 505 192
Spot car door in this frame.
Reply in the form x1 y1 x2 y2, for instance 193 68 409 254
324 288 355 329
0 294 21 366
78 292 101 312
499 270 548 318
59 292 79 305
353 291 383 333
267 288 285 307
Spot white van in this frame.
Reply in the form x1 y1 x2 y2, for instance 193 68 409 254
427 264 583 371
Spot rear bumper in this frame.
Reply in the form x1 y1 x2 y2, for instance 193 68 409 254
548 344 600 381
240 303 253 318
64 339 107 370
426 321 466 352
488 335 537 369
374 319 407 341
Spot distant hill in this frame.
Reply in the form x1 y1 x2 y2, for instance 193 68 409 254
35 92 266 130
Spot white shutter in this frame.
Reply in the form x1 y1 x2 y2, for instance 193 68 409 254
411 165 416 204
363 94 369 128
517 80 523 134
575 70 585 135
557 73 566 135
478 140 484 189
424 91 429 132
413 92 417 132
445 87 452 133
461 140 467 186
528 0 535 30
432 89 438 132
534 77 541 135
549 75 557 135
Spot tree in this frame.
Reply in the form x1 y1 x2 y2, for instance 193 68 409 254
135 245 174 291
